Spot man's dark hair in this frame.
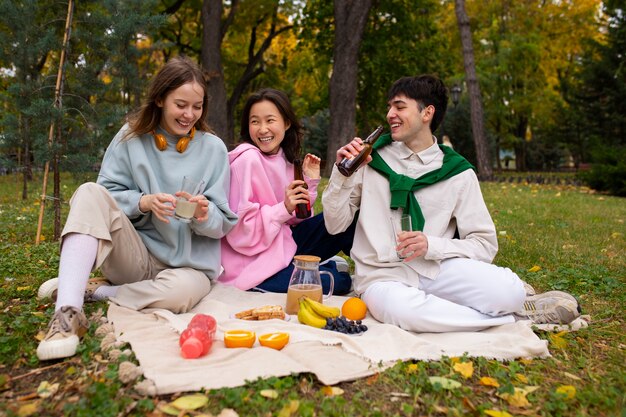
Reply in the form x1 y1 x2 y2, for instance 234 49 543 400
387 75 448 132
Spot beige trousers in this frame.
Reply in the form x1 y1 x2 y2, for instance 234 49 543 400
62 183 211 313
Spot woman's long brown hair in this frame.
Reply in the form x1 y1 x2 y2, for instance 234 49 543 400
124 56 212 139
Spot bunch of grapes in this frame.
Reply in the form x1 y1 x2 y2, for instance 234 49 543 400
323 316 368 334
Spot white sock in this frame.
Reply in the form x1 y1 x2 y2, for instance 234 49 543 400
92 285 119 300
55 233 98 312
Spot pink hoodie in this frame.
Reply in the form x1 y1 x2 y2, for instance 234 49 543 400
219 143 319 289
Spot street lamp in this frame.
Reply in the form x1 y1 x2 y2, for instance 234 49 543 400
451 83 462 107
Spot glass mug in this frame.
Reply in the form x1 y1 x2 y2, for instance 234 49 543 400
285 255 334 315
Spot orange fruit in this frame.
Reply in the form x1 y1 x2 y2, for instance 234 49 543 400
341 297 367 321
258 332 290 350
224 330 256 348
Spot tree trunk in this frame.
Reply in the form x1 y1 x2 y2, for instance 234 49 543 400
454 0 493 180
325 0 372 176
201 0 230 144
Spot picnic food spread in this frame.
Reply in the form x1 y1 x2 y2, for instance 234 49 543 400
258 332 290 350
234 305 286 320
297 296 340 328
341 297 368 321
224 330 256 348
179 314 217 359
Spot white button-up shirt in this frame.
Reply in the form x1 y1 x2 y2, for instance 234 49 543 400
322 141 498 294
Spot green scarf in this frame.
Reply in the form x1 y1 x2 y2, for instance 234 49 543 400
369 133 475 231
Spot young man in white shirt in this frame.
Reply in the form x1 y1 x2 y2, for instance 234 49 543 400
322 75 580 332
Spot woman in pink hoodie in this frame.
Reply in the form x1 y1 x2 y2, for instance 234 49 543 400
220 88 355 294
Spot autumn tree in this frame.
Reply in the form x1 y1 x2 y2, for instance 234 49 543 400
454 0 492 180
160 0 295 145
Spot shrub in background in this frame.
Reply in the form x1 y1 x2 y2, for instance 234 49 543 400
578 145 626 197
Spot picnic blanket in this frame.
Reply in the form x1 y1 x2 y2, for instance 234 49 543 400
107 283 584 395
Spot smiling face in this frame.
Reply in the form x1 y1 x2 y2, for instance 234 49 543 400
248 100 291 155
157 81 204 136
386 94 434 150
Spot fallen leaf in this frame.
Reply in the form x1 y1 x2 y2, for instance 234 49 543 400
17 286 31 291
428 376 461 390
37 381 59 398
485 410 513 417
17 402 39 417
321 386 344 396
216 409 239 417
528 265 541 273
462 396 476 411
453 361 474 379
170 394 209 410
366 373 379 384
562 372 582 381
479 376 500 388
259 389 279 399
498 386 540 408
158 404 182 416
555 385 576 400
515 373 529 384
277 400 300 417
549 331 568 349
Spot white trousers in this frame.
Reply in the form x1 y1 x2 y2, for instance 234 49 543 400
362 258 525 333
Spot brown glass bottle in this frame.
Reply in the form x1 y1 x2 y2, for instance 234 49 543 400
336 125 384 177
293 159 311 219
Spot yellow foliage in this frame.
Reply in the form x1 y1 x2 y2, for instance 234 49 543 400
321 386 344 396
556 385 576 400
498 386 539 408
515 373 529 384
479 376 500 387
549 331 569 349
453 361 474 379
484 410 513 417
170 394 209 410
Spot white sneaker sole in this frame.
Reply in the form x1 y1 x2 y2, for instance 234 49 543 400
38 278 59 300
37 335 79 360
325 256 350 273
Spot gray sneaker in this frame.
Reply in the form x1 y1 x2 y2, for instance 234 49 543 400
521 280 536 296
515 291 581 324
38 277 111 302
37 306 89 361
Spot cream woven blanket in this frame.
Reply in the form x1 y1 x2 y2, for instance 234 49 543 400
108 283 585 395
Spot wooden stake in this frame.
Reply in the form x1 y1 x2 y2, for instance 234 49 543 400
36 0 74 244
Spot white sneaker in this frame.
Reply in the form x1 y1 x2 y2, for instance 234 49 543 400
514 291 581 325
38 277 111 302
322 255 350 273
37 306 89 361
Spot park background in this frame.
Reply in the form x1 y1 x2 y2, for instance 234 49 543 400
0 1 624 416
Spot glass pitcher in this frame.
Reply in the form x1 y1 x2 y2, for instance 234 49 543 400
285 255 334 314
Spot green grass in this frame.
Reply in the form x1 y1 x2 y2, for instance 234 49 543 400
1 173 624 416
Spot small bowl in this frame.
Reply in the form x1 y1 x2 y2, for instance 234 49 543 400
258 332 290 350
224 330 256 348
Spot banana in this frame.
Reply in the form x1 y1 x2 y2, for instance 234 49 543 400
297 299 327 328
302 296 340 319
